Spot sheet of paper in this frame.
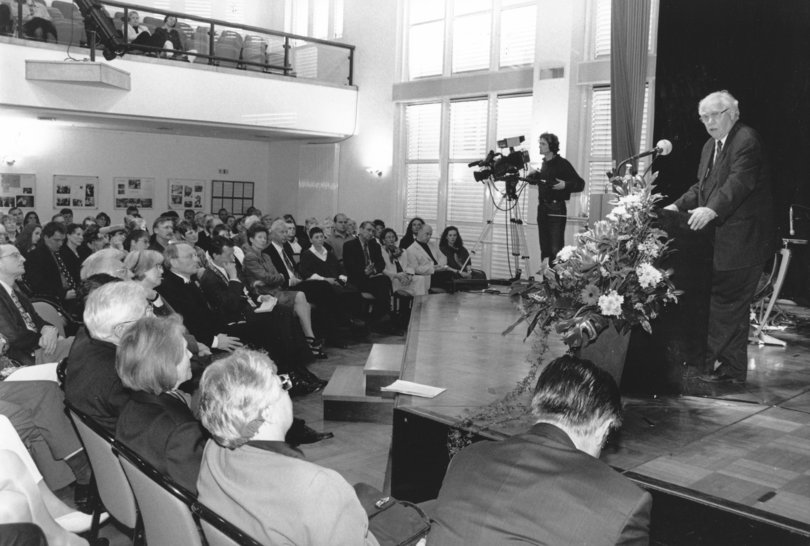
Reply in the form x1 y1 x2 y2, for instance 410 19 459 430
381 380 446 398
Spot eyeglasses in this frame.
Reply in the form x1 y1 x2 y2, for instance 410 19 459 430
278 374 293 391
698 108 728 124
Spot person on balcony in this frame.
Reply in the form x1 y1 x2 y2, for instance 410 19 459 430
16 0 57 42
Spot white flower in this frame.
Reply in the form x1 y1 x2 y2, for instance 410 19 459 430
636 262 663 289
618 193 643 209
556 245 577 263
637 238 661 258
598 290 624 317
606 205 629 222
580 284 601 306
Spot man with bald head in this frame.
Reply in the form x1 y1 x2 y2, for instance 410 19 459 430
665 90 774 384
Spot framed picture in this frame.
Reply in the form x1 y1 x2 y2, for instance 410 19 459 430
168 179 206 210
113 177 156 210
53 175 98 209
0 173 36 209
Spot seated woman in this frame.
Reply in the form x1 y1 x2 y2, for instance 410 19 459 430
299 227 361 319
115 316 207 494
106 225 127 252
123 10 151 48
23 212 40 227
398 216 424 250
94 212 110 229
437 226 486 290
123 250 172 314
176 220 208 273
241 224 327 356
15 223 41 257
197 350 378 546
78 225 108 262
150 15 187 59
16 0 57 42
59 224 83 287
404 224 452 293
379 228 427 297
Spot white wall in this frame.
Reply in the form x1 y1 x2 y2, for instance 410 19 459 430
0 125 273 225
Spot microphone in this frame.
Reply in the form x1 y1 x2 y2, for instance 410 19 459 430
630 139 673 162
790 205 795 236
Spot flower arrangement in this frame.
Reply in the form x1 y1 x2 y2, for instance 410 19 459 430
505 170 683 349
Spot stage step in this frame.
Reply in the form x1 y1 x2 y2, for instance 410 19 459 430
322 366 393 424
364 343 404 397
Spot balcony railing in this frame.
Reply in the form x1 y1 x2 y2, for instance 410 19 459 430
1 0 355 86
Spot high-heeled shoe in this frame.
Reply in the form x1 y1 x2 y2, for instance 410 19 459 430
306 337 328 359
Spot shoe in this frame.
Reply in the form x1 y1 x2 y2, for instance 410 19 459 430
73 482 93 514
56 510 109 533
697 371 745 384
287 424 334 446
306 337 328 359
302 368 328 389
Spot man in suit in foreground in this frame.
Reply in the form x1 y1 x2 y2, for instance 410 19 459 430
665 90 774 383
427 356 651 545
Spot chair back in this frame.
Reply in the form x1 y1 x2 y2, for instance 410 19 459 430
31 299 69 337
66 404 139 530
198 506 263 546
116 443 204 546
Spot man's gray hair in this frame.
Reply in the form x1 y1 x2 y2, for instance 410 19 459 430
83 281 149 341
699 90 739 117
80 248 127 281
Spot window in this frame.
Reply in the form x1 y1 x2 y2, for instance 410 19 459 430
211 181 254 216
402 93 533 277
285 0 344 40
404 0 536 80
592 0 659 58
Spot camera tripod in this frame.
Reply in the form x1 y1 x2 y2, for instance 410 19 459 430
463 178 531 282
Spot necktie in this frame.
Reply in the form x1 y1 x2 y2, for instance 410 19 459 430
363 243 371 267
52 251 76 291
714 140 723 164
10 290 37 332
281 248 300 280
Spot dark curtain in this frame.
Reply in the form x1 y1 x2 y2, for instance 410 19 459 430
610 0 650 168
652 0 810 302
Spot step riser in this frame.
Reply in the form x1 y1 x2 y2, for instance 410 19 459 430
366 374 399 398
323 400 393 424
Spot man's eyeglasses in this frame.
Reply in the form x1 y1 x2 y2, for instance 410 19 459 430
278 374 293 392
698 108 728 124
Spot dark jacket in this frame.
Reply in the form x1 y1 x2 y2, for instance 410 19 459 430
24 245 68 302
156 271 221 346
116 390 206 495
428 423 651 546
0 282 48 366
343 238 385 287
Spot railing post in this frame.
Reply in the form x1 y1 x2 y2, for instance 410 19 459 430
208 22 215 65
348 49 354 86
15 1 23 39
122 8 129 44
283 36 290 76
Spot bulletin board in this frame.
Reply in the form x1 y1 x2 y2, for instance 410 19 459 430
53 175 98 209
168 179 206 210
211 180 254 215
113 177 155 210
0 173 36 209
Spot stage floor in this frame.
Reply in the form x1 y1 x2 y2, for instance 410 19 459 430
393 291 810 538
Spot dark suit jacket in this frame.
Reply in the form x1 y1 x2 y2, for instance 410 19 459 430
156 271 221 346
343 238 385 287
673 121 774 271
64 327 128 435
116 390 207 495
23 245 67 301
0 283 47 366
197 265 253 324
427 423 652 546
263 242 299 285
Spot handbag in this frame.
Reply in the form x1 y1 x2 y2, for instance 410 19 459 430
355 483 430 546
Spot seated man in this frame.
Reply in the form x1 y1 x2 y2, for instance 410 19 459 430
64 281 151 435
343 221 393 330
23 223 79 313
198 237 325 391
0 244 72 367
148 216 175 253
427 356 652 546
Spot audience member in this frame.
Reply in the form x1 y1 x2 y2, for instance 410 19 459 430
104 225 126 251
58 210 73 225
198 237 326 390
150 15 187 59
51 215 65 224
343 221 393 330
94 212 110 228
59 224 83 285
197 350 375 545
263 219 344 345
437 226 485 289
123 250 171 312
115 316 205 494
427 356 652 545
176 220 207 271
405 224 451 293
225 215 236 231
0 244 73 366
399 217 424 250
23 212 39 227
15 223 41 257
17 0 57 42
1 215 17 245
79 225 107 261
283 214 310 250
123 10 151 47
379 228 426 297
64 281 150 434
7 207 23 234
23 223 79 310
149 216 174 252
78 249 126 282
241 224 329 355
183 209 196 223
80 217 96 230
326 213 352 262
123 229 149 252
217 208 229 224
285 222 304 261
125 205 139 217
372 219 386 243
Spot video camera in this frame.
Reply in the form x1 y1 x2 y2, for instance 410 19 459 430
468 136 529 200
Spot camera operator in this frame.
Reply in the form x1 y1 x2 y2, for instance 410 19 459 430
526 133 584 266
